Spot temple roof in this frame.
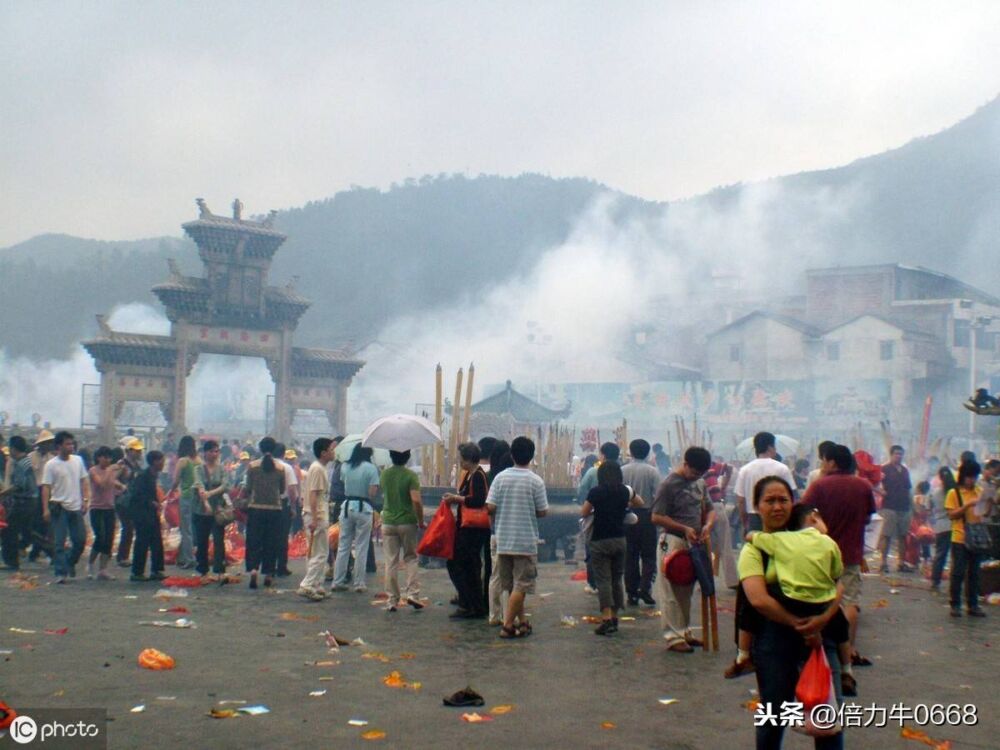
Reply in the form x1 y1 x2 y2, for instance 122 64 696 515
152 275 310 325
291 347 365 380
470 380 571 422
82 331 178 369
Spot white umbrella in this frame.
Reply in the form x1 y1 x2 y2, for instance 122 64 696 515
734 434 801 461
361 414 442 451
334 433 391 468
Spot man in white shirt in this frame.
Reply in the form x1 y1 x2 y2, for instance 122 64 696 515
298 438 334 601
724 431 796 679
40 431 90 583
805 441 836 488
273 442 300 577
734 432 796 534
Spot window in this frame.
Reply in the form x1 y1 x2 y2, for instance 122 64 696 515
880 340 895 360
729 344 742 362
826 343 840 361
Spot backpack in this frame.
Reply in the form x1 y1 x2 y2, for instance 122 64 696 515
329 461 346 503
115 470 136 516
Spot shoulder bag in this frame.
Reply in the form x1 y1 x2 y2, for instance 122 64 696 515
459 469 492 529
960 488 992 554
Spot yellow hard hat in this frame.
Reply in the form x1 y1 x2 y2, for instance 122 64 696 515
284 449 298 460
239 451 250 460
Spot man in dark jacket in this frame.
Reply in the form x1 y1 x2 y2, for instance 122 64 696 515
130 451 167 582
1 436 36 571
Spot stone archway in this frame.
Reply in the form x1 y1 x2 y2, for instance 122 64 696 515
84 199 363 443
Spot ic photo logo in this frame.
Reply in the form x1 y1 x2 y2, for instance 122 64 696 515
2 710 105 748
9 716 37 744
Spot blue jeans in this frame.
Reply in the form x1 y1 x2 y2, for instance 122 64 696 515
752 618 844 750
931 531 951 587
51 506 86 577
178 493 195 566
333 502 373 588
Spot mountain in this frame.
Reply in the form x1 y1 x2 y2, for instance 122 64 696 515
0 175 654 359
2 95 999 359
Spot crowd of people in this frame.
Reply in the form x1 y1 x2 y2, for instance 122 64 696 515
2 424 998 749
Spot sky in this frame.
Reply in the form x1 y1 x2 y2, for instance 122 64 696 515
2 1 999 247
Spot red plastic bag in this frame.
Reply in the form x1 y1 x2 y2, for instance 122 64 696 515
796 644 832 709
416 502 456 560
795 644 840 737
163 493 180 529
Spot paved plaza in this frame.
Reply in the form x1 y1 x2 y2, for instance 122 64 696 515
2 555 998 749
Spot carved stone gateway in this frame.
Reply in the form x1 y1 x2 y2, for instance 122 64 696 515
84 199 364 442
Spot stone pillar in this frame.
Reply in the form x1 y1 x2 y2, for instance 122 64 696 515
97 369 117 444
335 383 348 435
272 330 294 441
169 342 190 436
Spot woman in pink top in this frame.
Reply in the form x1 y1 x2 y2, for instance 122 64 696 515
88 446 125 580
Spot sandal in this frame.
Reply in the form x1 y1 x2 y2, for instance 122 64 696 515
499 625 518 639
517 621 533 638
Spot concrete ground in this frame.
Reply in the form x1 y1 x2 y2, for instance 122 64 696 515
1 551 998 750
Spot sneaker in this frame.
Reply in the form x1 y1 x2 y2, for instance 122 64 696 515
297 587 323 602
406 598 425 610
130 574 149 582
330 584 348 592
594 619 616 636
277 568 293 577
583 585 598 594
117 560 131 568
685 635 704 648
97 571 115 581
55 576 68 584
353 584 367 593
627 596 639 607
150 571 167 581
841 673 858 697
950 607 962 618
449 608 475 619
639 592 657 606
668 641 694 653
967 608 987 618
724 659 756 678
897 563 915 573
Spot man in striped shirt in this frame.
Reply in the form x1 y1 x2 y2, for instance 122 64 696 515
487 436 548 638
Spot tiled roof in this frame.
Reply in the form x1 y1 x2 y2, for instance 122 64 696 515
470 380 571 422
291 347 365 379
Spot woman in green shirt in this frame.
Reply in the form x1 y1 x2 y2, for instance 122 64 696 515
194 440 230 581
739 476 844 749
170 435 200 570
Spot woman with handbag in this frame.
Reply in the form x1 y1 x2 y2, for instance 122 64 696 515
443 442 491 619
194 440 230 582
945 460 990 618
581 459 644 635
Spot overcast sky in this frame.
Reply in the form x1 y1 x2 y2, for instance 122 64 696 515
2 1 999 247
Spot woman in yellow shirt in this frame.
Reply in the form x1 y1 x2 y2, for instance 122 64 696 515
944 461 986 617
